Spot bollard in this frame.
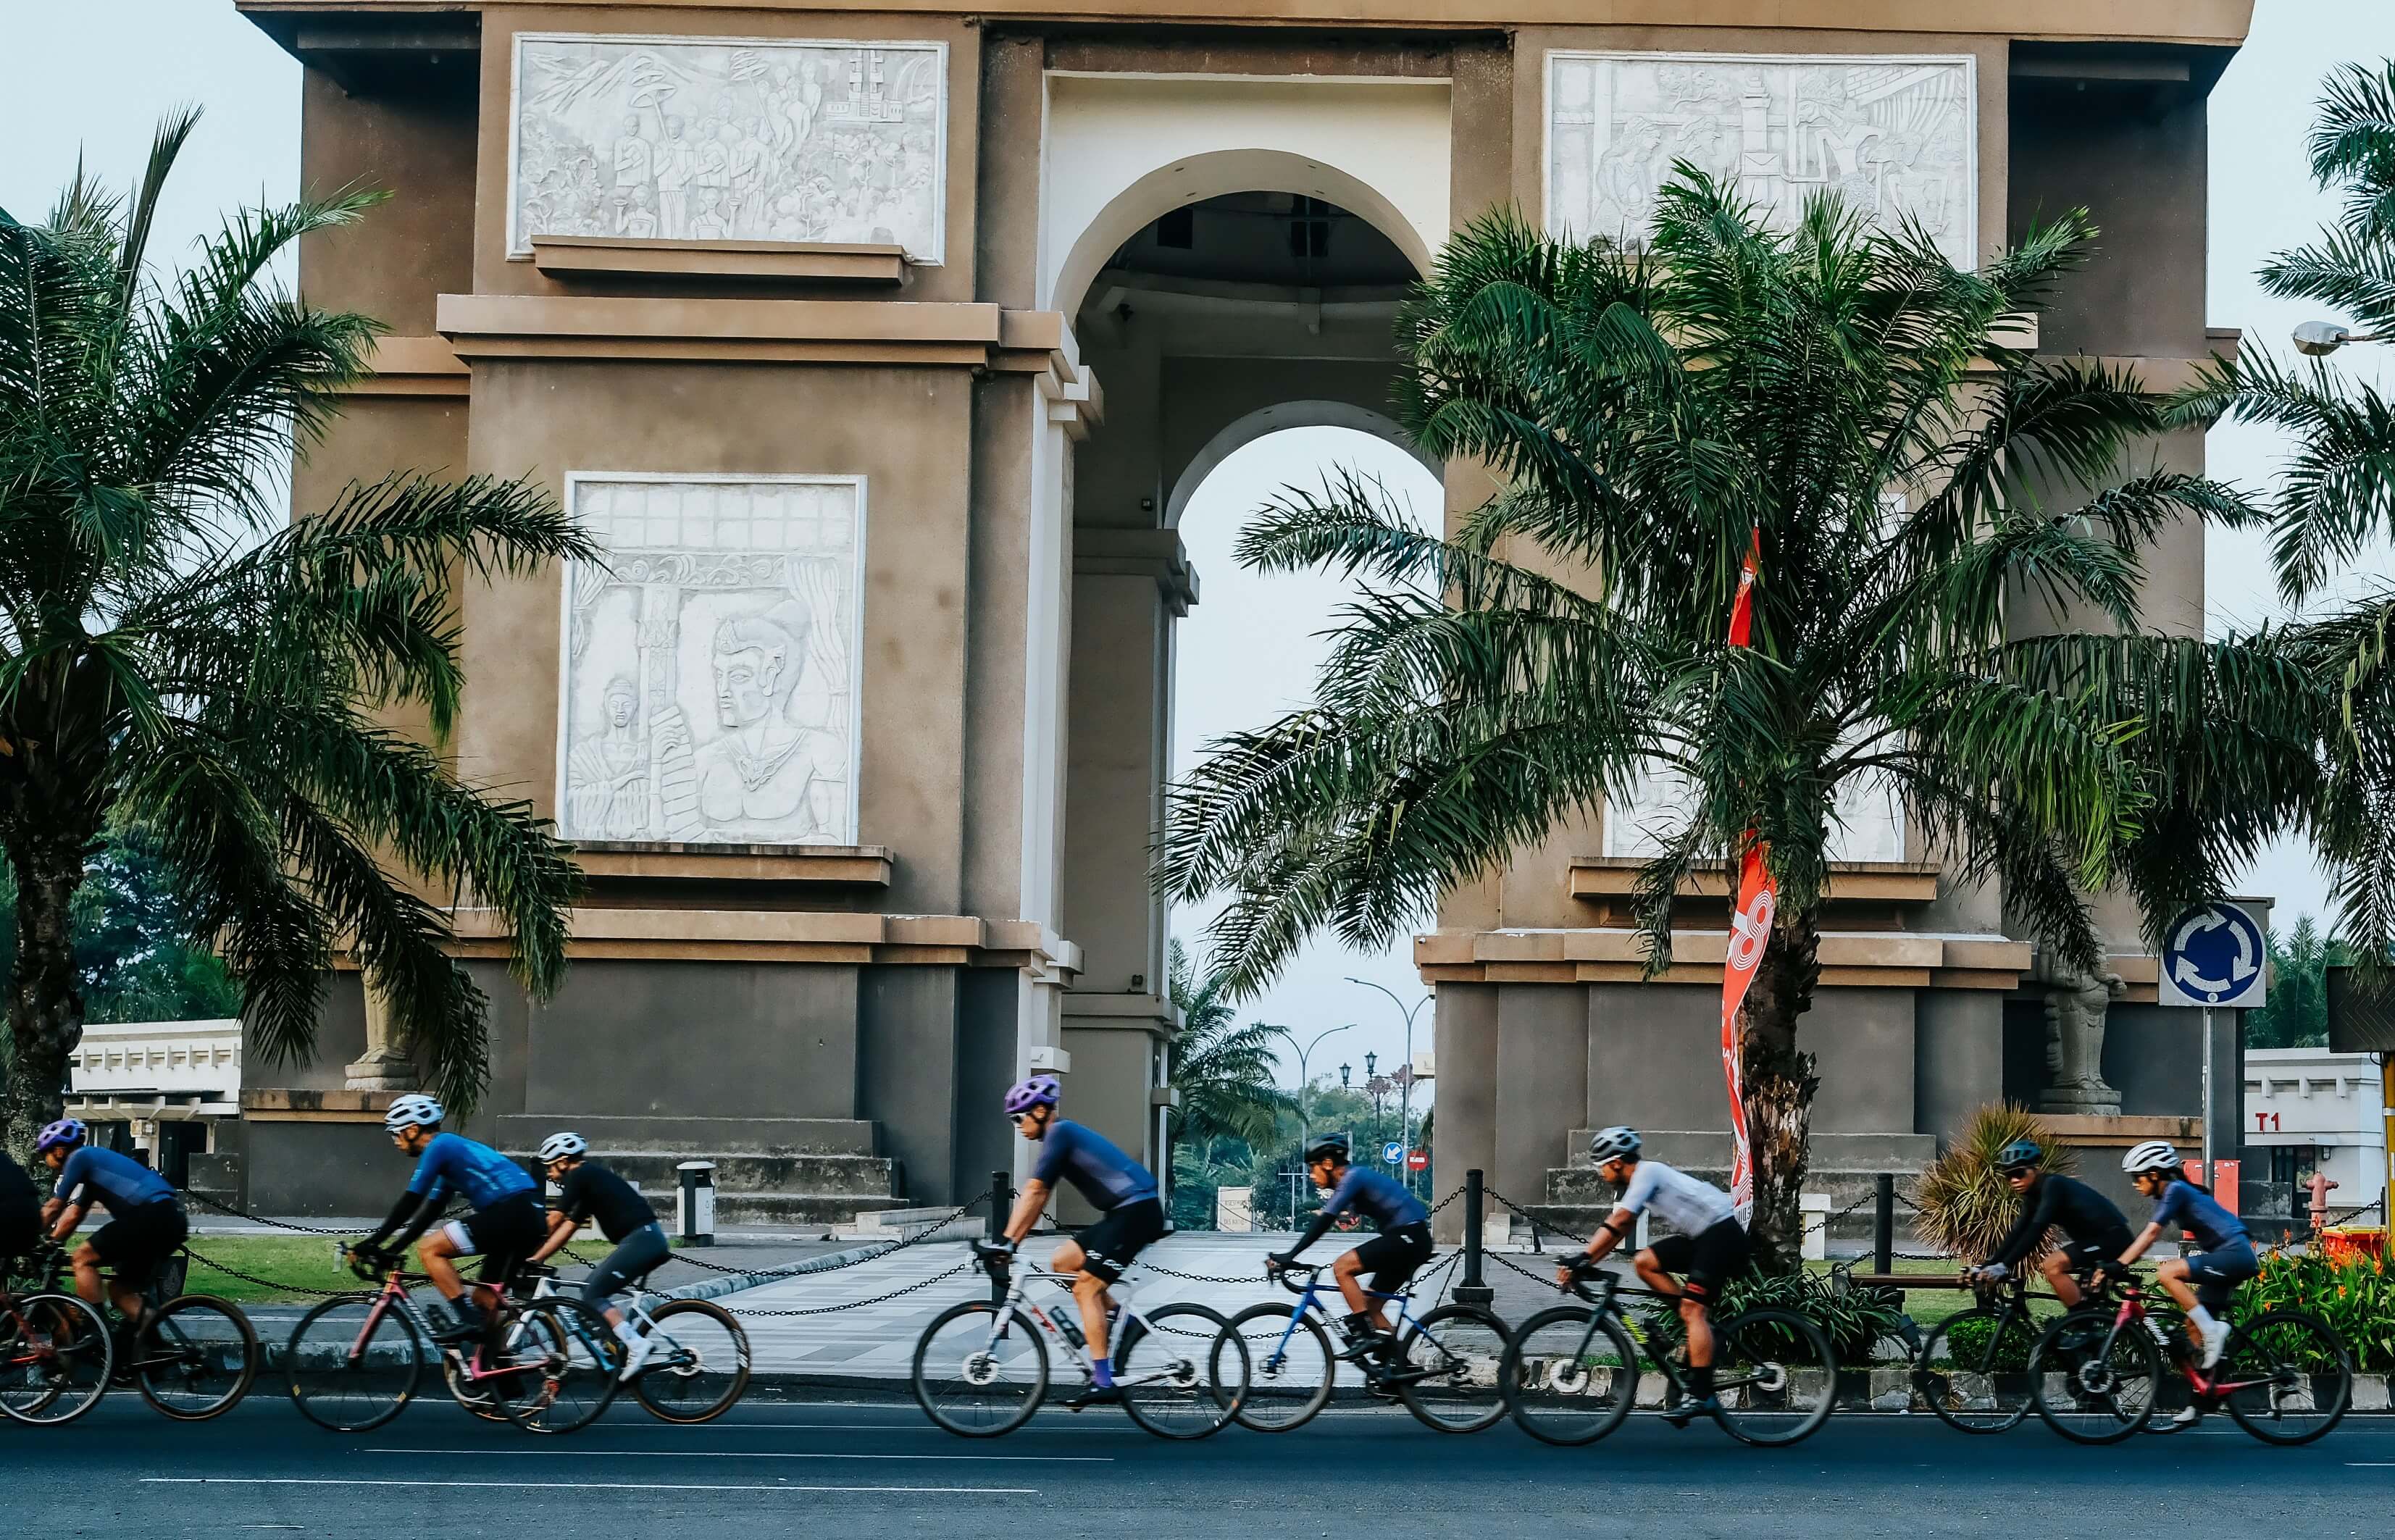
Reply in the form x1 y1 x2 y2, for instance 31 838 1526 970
1873 1172 1894 1276
676 1160 716 1247
1455 1168 1495 1307
988 1168 1011 1305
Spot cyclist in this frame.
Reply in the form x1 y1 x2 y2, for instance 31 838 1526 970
1964 1139 2133 1308
349 1095 545 1343
1267 1132 1431 1372
525 1130 668 1378
2118 1139 2255 1404
34 1119 188 1344
1558 1125 1749 1426
991 1074 1165 1406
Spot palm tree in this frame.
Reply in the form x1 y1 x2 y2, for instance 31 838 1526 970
1163 939 1293 1148
0 112 595 1153
1161 171 2320 1271
2170 60 2395 960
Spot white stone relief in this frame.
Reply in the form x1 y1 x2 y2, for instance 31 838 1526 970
510 33 946 259
1547 53 1977 268
559 475 864 847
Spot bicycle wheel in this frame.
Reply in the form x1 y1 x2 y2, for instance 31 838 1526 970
1119 1303 1244 1440
501 1297 622 1434
2218 1310 2351 1446
1216 1302 1334 1432
1396 1303 1509 1434
0 1293 111 1426
133 1296 257 1420
287 1292 423 1432
1914 1306 2038 1434
1502 1305 1638 1446
913 1300 1048 1437
632 1298 752 1424
1710 1306 1836 1447
2027 1308 2161 1444
442 1345 509 1421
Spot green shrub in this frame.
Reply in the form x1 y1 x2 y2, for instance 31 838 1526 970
2235 1248 2395 1372
1937 1307 2039 1372
1638 1267 1907 1365
1912 1104 2074 1263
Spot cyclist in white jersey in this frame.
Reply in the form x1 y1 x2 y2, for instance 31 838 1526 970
1558 1126 1751 1426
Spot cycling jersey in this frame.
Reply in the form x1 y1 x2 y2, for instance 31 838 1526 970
1289 1165 1428 1254
1615 1158 1736 1235
1030 1119 1158 1213
1986 1173 2133 1269
2152 1179 2249 1252
52 1145 178 1217
551 1160 655 1244
404 1132 537 1212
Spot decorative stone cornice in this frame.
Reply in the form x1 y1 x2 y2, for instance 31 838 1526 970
440 905 1083 978
1414 926 2032 989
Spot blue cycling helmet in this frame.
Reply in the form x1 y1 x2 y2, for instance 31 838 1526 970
34 1118 87 1155
1003 1075 1061 1115
1997 1139 2041 1171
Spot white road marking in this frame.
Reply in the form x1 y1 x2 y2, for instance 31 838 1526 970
140 1478 1035 1495
367 1447 1108 1463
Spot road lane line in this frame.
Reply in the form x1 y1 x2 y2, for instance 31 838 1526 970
365 1447 1109 1463
140 1478 1035 1495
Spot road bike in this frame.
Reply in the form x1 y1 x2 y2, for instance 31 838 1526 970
285 1245 622 1434
1911 1269 2054 1433
912 1242 1248 1439
1500 1257 1838 1447
31 1242 256 1420
2027 1265 2350 1445
1214 1259 1508 1434
0 1244 112 1426
517 1258 751 1423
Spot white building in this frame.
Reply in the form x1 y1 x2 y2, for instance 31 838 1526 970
63 1018 242 1187
2242 1047 2387 1229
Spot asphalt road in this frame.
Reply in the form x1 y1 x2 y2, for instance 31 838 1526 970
11 1394 2393 1538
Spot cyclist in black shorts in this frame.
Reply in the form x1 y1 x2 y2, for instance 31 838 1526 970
525 1130 669 1378
1268 1133 1432 1368
1965 1138 2133 1308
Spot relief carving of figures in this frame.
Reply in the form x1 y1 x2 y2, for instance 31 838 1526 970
2034 954 2126 1116
1549 53 1976 269
560 476 861 847
512 33 945 259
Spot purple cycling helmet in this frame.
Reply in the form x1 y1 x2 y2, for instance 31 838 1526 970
34 1118 87 1155
1003 1075 1061 1115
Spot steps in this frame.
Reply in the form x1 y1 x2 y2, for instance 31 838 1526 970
510 1147 909 1231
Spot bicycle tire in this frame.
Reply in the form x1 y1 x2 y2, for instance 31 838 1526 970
1216 1302 1334 1432
2026 1307 2161 1444
503 1296 622 1434
133 1295 257 1421
1396 1303 1509 1434
2218 1310 2351 1446
1501 1304 1639 1446
0 1292 111 1426
1710 1306 1836 1447
913 1300 1048 1437
1914 1305 2037 1434
632 1297 752 1424
286 1293 423 1433
1119 1303 1245 1440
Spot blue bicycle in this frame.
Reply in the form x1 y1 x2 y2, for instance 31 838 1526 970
1215 1259 1506 1433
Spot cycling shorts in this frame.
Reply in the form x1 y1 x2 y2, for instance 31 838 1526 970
1645 1218 1750 1303
441 1193 548 1285
1351 1221 1434 1296
2182 1239 2258 1313
582 1221 670 1307
1074 1197 1167 1284
91 1200 188 1289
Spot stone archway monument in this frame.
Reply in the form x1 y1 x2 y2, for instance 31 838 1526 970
234 0 2254 1226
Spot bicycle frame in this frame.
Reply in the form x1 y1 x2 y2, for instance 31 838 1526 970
977 1262 1177 1388
1261 1266 1427 1373
2076 1274 2276 1405
346 1265 544 1389
1555 1269 1776 1403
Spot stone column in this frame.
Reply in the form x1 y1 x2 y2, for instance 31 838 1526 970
343 981 417 1092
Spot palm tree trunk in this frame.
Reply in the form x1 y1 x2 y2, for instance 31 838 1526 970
1736 906 1821 1275
2 839 86 1160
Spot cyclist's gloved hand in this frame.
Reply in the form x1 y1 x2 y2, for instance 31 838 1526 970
1978 1262 2009 1282
1264 1252 1292 1273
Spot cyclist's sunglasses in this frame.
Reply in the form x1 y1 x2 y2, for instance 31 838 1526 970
1999 1164 2036 1179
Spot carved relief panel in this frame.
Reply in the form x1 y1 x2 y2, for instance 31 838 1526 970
1547 52 1978 268
509 33 947 259
558 474 864 847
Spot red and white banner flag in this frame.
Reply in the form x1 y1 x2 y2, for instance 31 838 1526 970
1720 528 1773 1226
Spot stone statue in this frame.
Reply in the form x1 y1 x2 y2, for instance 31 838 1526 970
566 674 650 839
2036 957 2126 1116
654 600 843 842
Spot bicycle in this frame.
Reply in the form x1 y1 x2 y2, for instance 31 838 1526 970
1500 1257 1838 1447
1215 1260 1508 1434
0 1244 112 1426
1911 1269 2054 1434
285 1244 622 1434
517 1259 751 1423
2027 1265 2350 1445
33 1242 256 1420
911 1242 1248 1439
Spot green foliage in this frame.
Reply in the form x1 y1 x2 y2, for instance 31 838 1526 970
1164 940 1294 1147
1637 1266 1907 1366
1937 1307 2041 1373
1910 1104 2077 1264
2247 917 2349 1048
2235 1247 2395 1371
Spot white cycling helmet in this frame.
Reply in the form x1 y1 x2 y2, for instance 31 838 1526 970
383 1093 444 1133
2122 1139 2178 1176
1587 1126 1642 1163
538 1131 589 1162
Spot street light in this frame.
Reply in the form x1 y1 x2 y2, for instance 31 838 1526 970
1348 976 1434 1193
2293 319 2394 356
1290 1023 1352 1176
1340 1063 1351 1089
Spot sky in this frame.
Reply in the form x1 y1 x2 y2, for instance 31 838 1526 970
7 2 2395 1096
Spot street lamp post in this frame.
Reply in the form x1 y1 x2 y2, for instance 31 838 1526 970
1292 1024 1353 1208
2293 319 2394 356
1348 976 1433 1193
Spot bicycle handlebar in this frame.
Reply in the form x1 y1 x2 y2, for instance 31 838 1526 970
1268 1260 1322 1295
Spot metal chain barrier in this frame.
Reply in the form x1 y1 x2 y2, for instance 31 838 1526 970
724 1256 978 1316
180 1187 369 1237
182 1244 367 1300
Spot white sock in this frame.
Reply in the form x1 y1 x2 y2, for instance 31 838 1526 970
2187 1305 2216 1331
613 1321 642 1346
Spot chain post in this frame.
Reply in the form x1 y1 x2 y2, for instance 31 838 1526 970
1454 1167 1494 1307
1873 1172 1894 1276
988 1168 1011 1305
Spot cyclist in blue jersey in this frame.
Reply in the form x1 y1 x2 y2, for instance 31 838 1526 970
990 1075 1165 1405
1269 1133 1431 1371
35 1118 188 1339
2117 1139 2256 1420
350 1094 544 1342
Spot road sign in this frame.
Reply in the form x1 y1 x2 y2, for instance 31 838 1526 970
1406 1150 1429 1171
1383 1141 1405 1165
2157 901 2267 1009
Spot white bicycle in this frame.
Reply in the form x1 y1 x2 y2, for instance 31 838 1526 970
911 1242 1247 1439
517 1258 751 1423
